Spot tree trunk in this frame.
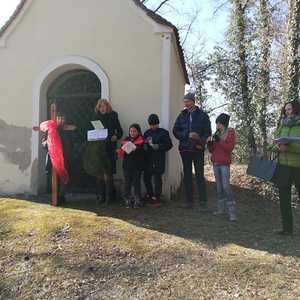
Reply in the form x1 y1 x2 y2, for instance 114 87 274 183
286 0 300 102
257 0 271 153
234 0 257 154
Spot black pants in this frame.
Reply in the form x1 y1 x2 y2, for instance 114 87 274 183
144 172 163 198
180 151 207 204
277 166 300 233
124 169 142 199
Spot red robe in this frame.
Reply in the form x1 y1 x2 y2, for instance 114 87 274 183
40 120 69 184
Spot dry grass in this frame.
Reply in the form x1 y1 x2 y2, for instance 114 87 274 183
0 166 299 299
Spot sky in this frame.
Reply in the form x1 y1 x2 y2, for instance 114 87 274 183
0 0 229 128
0 0 21 27
0 0 229 53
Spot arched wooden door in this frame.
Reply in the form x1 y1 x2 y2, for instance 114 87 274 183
47 69 101 192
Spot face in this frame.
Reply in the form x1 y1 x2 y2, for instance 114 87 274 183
216 122 225 132
129 127 139 139
99 103 108 114
149 124 159 130
183 99 195 109
56 116 65 126
284 103 294 118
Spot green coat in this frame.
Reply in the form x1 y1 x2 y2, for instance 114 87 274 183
83 141 111 176
270 116 300 168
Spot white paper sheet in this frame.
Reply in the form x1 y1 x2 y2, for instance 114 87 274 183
91 120 104 130
87 129 108 141
274 136 300 143
121 141 136 154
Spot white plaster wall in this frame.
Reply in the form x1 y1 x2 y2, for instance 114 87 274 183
167 38 186 197
0 0 163 194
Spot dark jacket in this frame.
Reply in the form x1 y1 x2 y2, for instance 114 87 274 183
91 110 123 153
121 136 146 171
144 128 173 174
173 106 212 152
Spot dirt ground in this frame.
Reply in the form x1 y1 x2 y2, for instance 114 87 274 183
0 165 299 299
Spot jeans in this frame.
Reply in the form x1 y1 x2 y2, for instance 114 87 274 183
213 164 235 215
180 151 207 204
144 172 163 198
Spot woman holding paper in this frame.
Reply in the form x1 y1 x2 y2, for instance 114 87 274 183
271 100 300 236
88 99 123 204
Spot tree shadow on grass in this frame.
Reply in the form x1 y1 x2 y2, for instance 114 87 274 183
18 179 300 258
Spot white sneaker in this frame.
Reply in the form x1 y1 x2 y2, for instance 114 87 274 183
229 214 237 222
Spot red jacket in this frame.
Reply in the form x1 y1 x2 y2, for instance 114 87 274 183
209 128 236 165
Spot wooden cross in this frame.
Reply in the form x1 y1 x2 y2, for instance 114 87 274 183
33 103 76 206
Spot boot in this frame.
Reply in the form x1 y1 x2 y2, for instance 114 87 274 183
133 196 142 209
213 198 225 216
227 201 237 221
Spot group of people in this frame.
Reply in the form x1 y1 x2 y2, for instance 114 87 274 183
39 94 300 235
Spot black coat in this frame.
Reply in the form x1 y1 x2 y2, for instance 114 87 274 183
122 136 146 172
144 128 173 174
91 110 123 173
173 107 211 152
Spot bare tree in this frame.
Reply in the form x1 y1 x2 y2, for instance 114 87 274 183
233 0 257 154
285 0 300 102
256 0 272 153
140 0 172 12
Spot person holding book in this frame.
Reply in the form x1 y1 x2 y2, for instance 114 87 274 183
270 100 300 236
117 124 145 208
207 113 236 221
143 114 173 208
90 99 123 203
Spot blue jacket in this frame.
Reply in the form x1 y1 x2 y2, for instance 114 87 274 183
173 107 212 152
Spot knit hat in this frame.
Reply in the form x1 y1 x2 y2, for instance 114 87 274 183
216 113 230 127
148 114 160 125
129 123 142 135
183 92 195 102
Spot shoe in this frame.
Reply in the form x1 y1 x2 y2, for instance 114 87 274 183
124 196 133 208
149 197 161 208
143 194 152 202
213 210 225 216
229 214 237 222
275 230 293 236
133 197 142 209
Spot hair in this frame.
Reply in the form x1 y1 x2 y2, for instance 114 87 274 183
280 100 300 119
129 123 142 135
95 99 112 113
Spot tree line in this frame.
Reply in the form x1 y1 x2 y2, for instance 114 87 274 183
141 0 300 161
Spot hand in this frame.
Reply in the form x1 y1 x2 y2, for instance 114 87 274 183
207 152 212 163
195 144 203 151
207 136 213 143
151 144 159 151
189 132 200 140
277 143 288 153
111 135 118 142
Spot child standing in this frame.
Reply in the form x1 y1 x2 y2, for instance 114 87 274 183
207 113 236 221
117 124 145 208
144 114 173 207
